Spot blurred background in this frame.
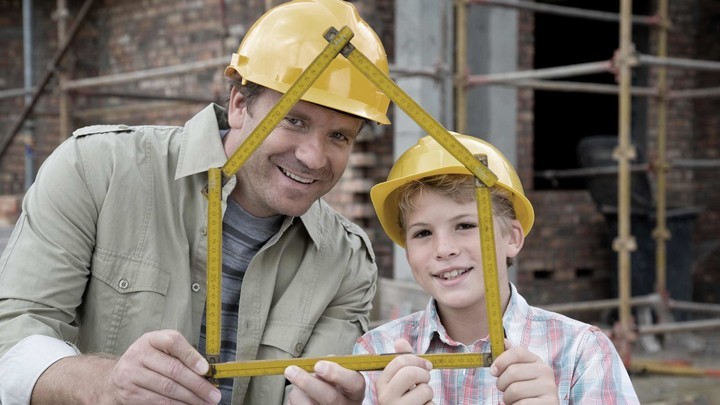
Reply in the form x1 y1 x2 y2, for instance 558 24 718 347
1 1 720 401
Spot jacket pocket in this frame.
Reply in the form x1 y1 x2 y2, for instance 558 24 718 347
77 249 171 354
259 321 314 358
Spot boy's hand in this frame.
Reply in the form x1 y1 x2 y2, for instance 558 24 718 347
375 339 434 405
490 340 559 405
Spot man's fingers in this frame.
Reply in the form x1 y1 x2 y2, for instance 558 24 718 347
131 331 220 404
146 330 209 374
130 365 209 405
139 349 219 404
313 361 366 401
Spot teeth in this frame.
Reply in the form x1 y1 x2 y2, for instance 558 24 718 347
438 268 469 280
281 168 314 184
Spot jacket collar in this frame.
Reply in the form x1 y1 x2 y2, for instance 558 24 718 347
175 104 230 180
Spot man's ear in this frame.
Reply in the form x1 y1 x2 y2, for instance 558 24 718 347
228 86 248 129
506 220 525 259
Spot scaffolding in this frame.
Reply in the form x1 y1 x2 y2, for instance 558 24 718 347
454 0 720 367
1 0 720 374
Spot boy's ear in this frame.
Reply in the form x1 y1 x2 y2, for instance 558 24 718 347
506 220 525 259
228 87 248 129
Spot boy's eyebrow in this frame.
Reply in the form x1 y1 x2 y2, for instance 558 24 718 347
406 213 477 229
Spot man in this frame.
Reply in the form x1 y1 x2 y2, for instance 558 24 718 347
0 0 390 404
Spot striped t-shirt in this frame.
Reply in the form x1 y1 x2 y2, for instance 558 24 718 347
199 198 284 403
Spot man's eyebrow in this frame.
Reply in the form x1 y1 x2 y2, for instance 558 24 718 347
288 106 363 137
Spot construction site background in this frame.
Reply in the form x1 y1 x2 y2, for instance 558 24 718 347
1 0 720 403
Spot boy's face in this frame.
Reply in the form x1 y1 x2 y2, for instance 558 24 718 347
404 189 524 317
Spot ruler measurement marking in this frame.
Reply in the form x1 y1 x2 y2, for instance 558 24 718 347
208 353 488 379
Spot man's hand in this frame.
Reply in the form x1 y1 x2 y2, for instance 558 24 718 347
490 340 559 405
33 330 221 405
285 359 366 405
375 339 433 405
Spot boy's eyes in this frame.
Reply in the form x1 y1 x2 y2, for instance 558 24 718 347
410 223 477 239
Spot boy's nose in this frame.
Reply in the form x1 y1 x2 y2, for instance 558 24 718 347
435 235 460 259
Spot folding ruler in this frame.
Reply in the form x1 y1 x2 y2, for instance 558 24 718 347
203 25 503 380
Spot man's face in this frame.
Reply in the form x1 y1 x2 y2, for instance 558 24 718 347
225 87 364 218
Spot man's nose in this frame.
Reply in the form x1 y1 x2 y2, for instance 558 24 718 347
295 134 328 170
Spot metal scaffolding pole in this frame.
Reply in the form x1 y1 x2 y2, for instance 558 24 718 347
511 79 656 96
466 0 658 26
0 0 96 160
654 0 670 303
669 86 720 99
637 53 720 71
56 0 72 141
466 60 613 86
616 0 635 362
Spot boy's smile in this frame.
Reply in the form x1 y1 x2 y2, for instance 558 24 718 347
404 189 521 323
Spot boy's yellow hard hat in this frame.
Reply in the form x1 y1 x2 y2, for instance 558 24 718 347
371 133 535 247
225 0 391 124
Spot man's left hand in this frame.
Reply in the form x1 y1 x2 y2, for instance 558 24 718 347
284 360 365 405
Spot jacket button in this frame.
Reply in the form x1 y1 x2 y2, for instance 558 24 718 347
200 226 207 236
118 279 129 289
191 283 201 292
294 342 304 354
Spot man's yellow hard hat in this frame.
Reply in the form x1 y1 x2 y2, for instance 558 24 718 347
225 0 391 124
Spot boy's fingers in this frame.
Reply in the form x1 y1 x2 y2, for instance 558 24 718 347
380 354 432 385
393 338 413 354
490 346 537 377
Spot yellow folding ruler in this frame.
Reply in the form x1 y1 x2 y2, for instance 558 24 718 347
203 25 504 380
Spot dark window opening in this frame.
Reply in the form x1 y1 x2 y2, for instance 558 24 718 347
575 268 594 278
533 0 650 190
533 269 554 280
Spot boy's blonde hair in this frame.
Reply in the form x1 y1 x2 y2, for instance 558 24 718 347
397 174 517 266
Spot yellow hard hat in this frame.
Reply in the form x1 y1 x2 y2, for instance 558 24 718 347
225 0 391 124
371 133 535 247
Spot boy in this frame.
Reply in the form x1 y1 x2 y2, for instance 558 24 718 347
354 133 639 404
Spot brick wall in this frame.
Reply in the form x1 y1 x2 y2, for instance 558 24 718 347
692 0 720 303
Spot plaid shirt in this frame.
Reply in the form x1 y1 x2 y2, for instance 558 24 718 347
354 284 639 404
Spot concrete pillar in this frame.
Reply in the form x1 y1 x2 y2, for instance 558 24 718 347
465 5 518 166
393 0 453 281
465 4 519 283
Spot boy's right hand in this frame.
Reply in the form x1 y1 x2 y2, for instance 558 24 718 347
375 339 434 405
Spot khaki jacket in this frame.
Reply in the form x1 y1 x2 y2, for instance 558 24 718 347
0 104 377 404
